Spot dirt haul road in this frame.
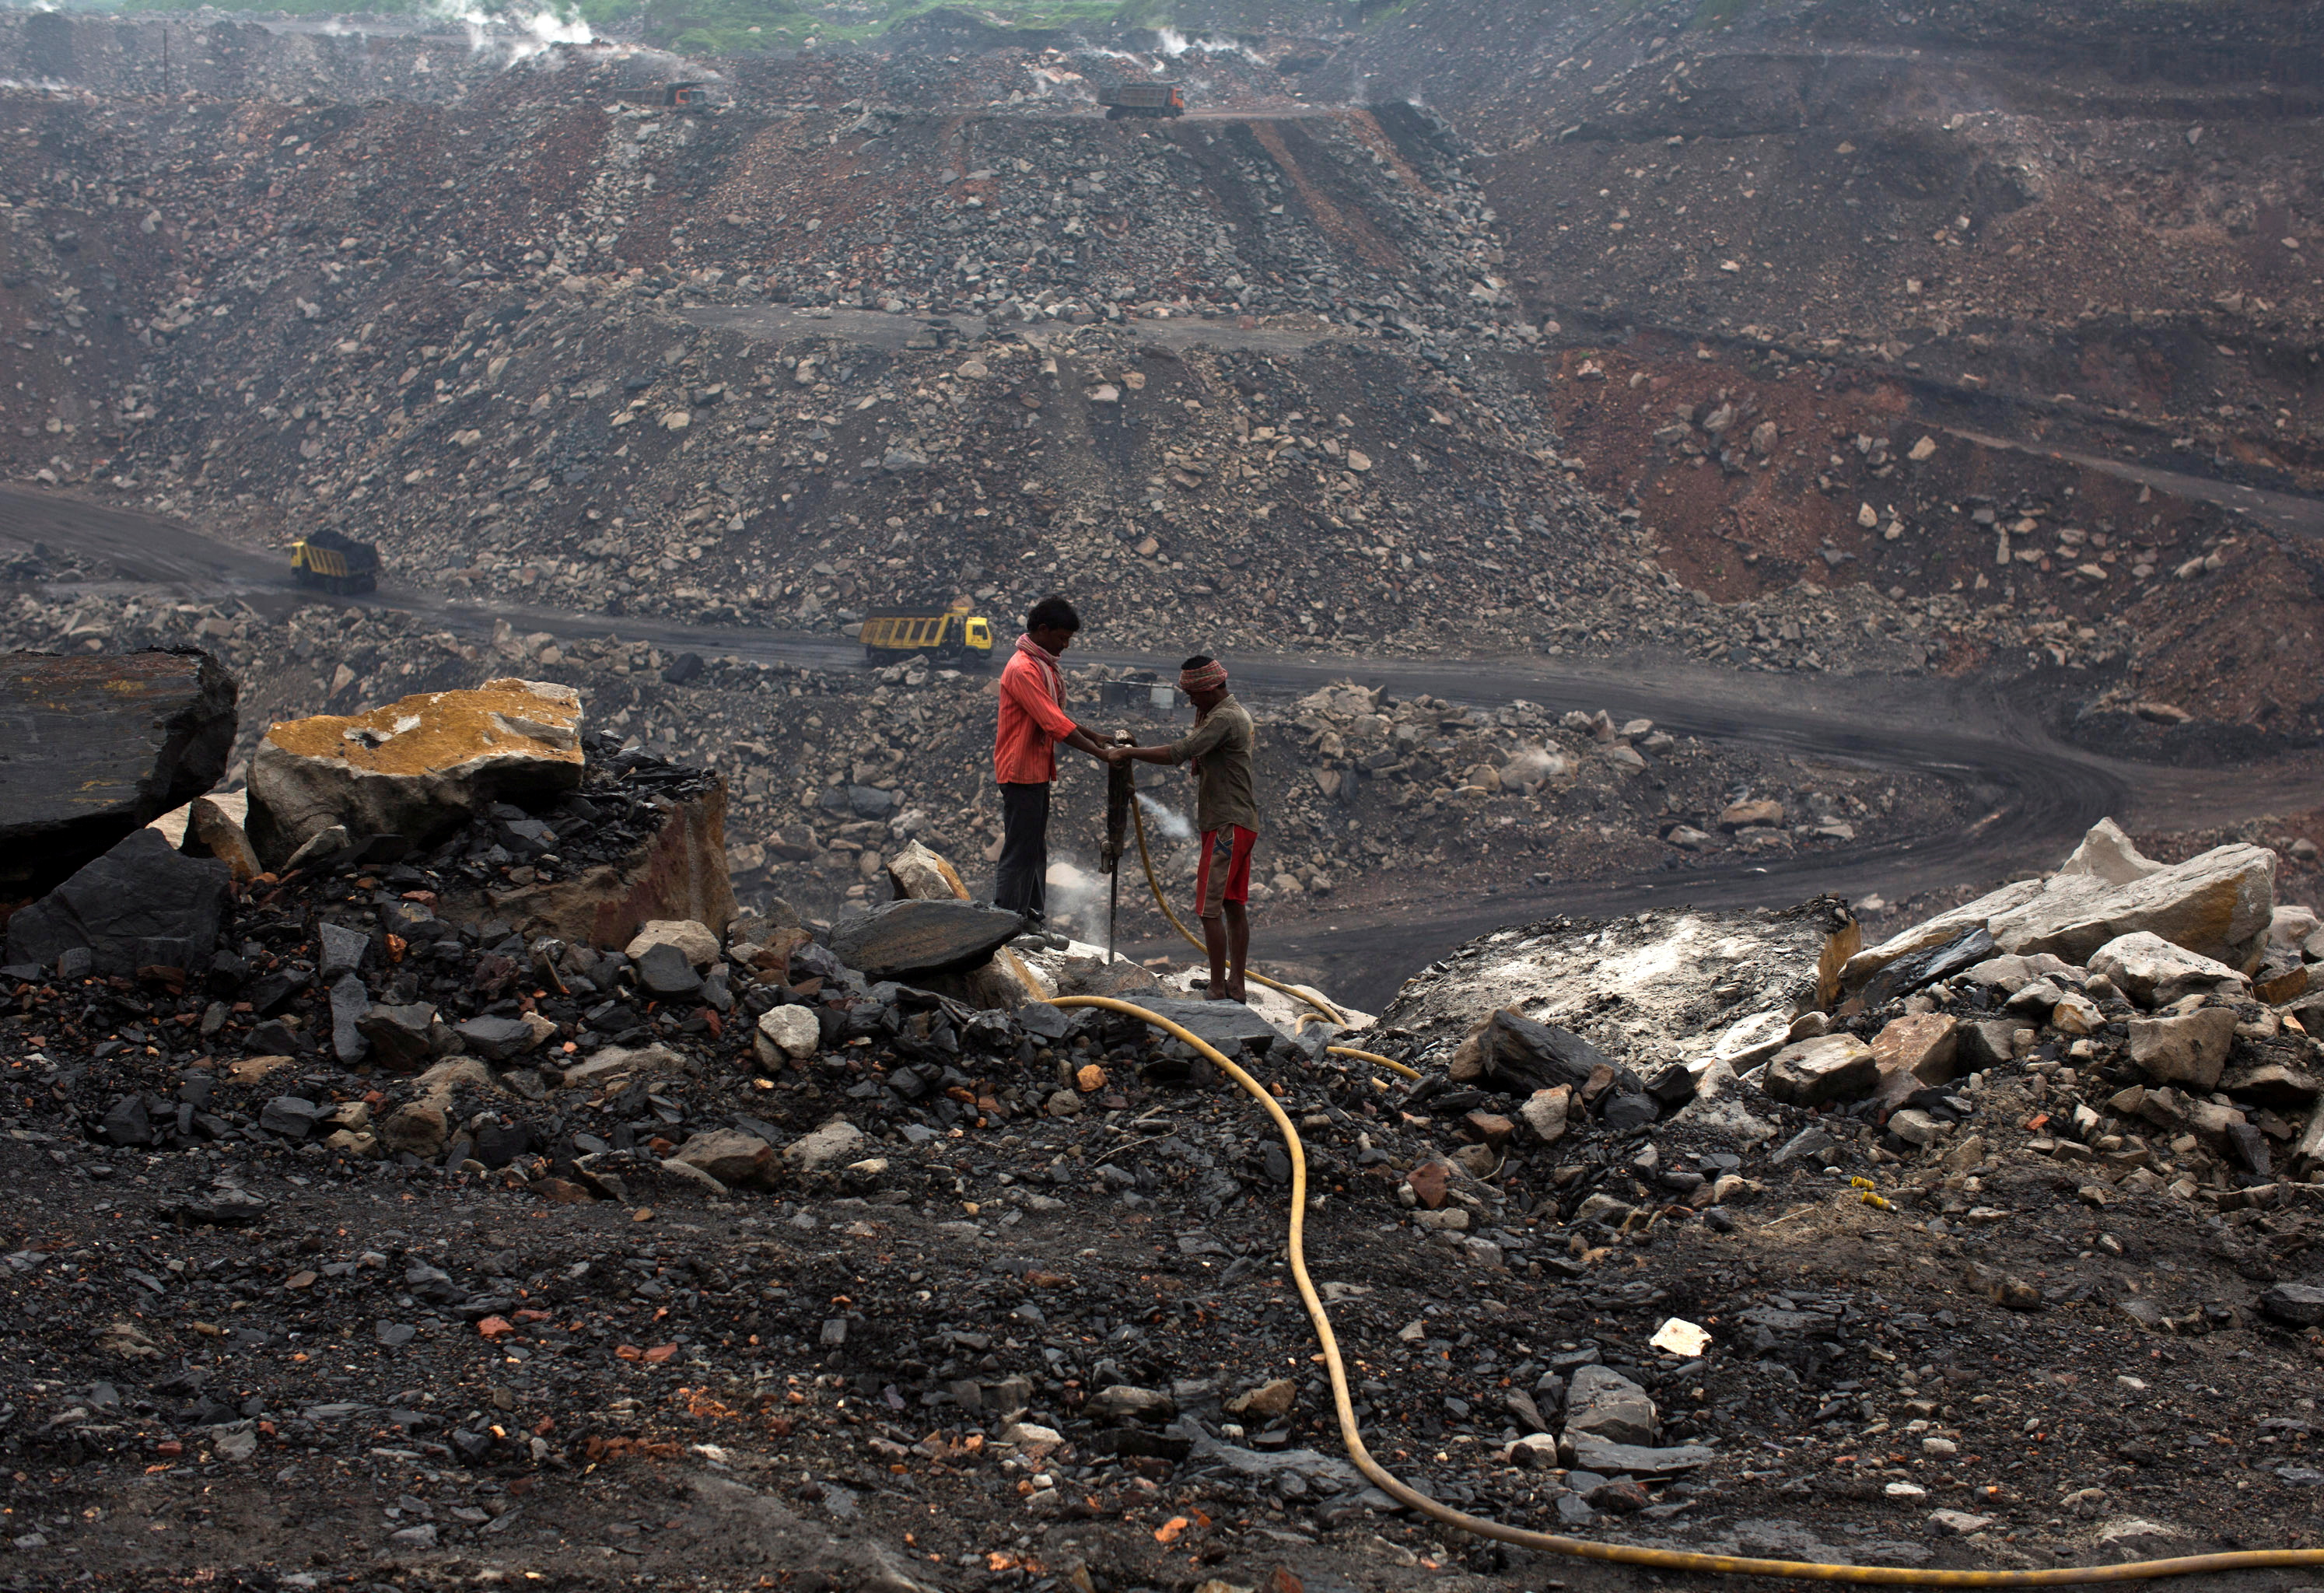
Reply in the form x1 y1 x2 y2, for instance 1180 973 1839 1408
5 483 2315 1001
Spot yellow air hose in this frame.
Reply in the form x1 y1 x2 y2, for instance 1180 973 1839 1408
1048 992 2324 1585
1125 800 1418 1081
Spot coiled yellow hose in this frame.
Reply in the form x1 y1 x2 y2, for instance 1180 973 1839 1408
1049 992 2324 1584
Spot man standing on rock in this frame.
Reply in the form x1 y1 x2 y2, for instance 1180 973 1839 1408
1107 656 1259 1002
993 593 1112 927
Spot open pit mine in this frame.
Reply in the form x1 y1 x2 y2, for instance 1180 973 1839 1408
0 1 2322 1589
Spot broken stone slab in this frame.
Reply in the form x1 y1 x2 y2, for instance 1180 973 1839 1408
826 898 1027 982
1853 927 1994 1007
446 777 737 953
258 1096 325 1139
2255 958 2309 1004
454 1015 537 1063
2293 1096 2324 1171
1871 1013 1959 1084
376 1101 449 1157
783 1117 867 1171
561 1042 695 1088
4 828 232 978
1963 951 2082 990
1083 1385 1177 1423
1454 1006 1627 1095
244 678 585 870
2256 1283 2324 1328
656 1157 730 1199
2221 1062 2323 1109
886 839 968 902
625 919 720 968
317 921 369 981
1563 1364 1657 1447
674 1129 778 1187
327 974 369 1066
2127 1007 2238 1091
2088 932 2250 1007
1165 1418 1366 1491
1118 996 1287 1056
1764 1033 1878 1106
356 1003 440 1071
0 648 238 898
633 940 703 998
1564 1431 1717 1477
1958 1018 2025 1071
1986 843 2277 968
1843 877 2045 986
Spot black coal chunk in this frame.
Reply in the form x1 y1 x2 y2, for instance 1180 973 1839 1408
5 828 233 979
0 648 237 898
827 899 1027 982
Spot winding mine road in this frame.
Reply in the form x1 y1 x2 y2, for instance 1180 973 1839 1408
5 485 2314 1004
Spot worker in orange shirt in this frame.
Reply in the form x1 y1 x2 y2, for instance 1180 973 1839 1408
992 594 1111 926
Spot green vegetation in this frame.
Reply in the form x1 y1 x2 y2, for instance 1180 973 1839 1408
111 0 1171 54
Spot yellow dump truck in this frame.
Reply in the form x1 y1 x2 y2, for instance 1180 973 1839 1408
859 603 994 665
289 530 380 594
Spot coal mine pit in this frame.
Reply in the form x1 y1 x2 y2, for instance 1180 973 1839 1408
3 1 2324 1588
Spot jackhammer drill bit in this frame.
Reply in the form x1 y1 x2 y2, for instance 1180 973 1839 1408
1104 731 1136 965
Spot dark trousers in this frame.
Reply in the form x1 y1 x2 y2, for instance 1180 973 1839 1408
995 781 1050 920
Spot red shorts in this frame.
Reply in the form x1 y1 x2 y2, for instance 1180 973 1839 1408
1195 826 1256 917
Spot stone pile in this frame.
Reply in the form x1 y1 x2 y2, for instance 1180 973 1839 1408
0 600 1968 941
2 21 1941 683
3 677 2323 1577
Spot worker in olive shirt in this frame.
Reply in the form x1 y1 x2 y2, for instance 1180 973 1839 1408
1107 656 1260 1002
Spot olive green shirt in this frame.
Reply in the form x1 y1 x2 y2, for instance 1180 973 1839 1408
1163 694 1262 836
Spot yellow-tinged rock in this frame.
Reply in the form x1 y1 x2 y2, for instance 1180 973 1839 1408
246 679 583 867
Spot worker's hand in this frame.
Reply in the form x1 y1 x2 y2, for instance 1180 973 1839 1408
1100 745 1130 765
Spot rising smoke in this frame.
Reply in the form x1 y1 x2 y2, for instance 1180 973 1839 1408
423 0 597 63
1155 26 1260 61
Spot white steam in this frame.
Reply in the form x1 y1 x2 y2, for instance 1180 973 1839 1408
1043 858 1108 931
424 0 597 63
1136 794 1194 843
1155 26 1256 61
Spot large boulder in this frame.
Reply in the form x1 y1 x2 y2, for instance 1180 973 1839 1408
1986 843 2276 968
245 678 584 870
5 828 231 977
1845 821 2276 988
827 898 1027 982
0 649 237 898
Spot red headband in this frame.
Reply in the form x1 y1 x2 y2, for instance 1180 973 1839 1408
1179 660 1228 692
